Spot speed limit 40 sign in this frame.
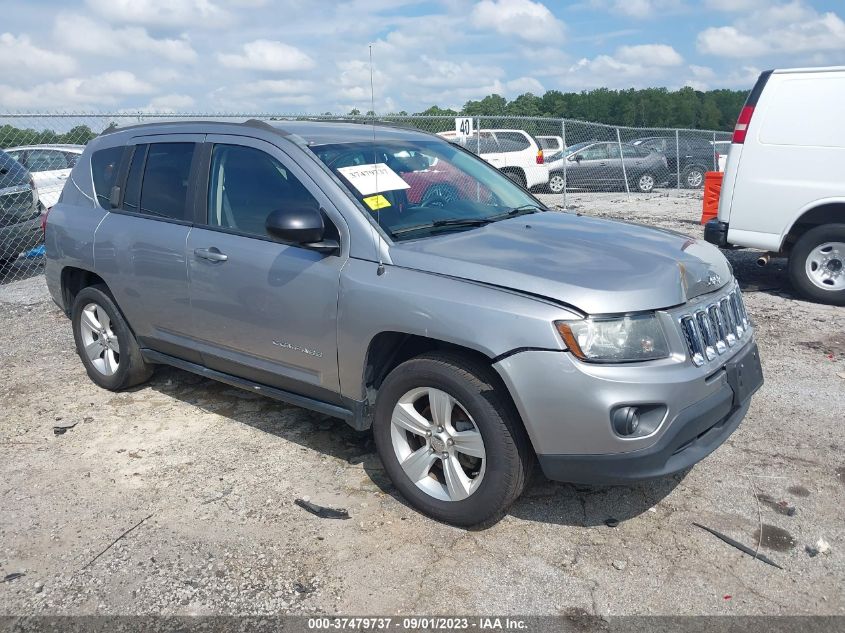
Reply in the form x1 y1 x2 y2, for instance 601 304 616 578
455 117 473 137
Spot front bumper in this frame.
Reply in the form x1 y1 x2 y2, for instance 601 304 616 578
537 383 748 484
704 219 729 248
493 336 761 484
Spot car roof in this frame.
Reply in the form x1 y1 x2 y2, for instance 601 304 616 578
6 144 86 152
99 119 436 147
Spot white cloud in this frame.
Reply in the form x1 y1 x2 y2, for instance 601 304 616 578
240 79 316 96
54 13 197 63
85 0 230 27
590 0 685 20
698 2 845 58
0 33 77 80
0 71 154 109
218 40 315 72
149 94 196 109
471 0 565 42
555 43 683 89
615 44 683 66
704 0 765 10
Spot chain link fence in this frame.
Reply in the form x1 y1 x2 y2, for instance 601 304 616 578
0 112 732 285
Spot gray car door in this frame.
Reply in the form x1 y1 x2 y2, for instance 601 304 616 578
93 135 204 363
186 135 347 404
568 143 610 189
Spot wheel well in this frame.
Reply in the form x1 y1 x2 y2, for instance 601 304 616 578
783 203 845 253
60 267 106 314
499 166 525 181
364 333 494 396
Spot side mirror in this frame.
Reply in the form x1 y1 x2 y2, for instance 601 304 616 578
265 205 338 254
109 185 121 208
573 154 584 162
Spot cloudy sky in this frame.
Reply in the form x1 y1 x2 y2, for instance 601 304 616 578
1 0 844 113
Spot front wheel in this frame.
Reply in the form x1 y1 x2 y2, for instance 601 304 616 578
548 172 566 194
788 224 845 305
373 353 533 526
682 166 705 189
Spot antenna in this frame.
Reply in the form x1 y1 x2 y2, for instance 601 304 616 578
369 44 385 276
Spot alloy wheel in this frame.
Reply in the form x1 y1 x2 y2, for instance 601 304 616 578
79 302 121 375
390 387 486 502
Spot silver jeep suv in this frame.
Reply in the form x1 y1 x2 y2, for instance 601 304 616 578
45 120 763 526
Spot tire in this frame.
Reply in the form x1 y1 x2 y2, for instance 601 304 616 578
633 172 656 193
682 166 705 189
788 224 845 305
71 284 153 390
502 169 526 188
373 352 534 526
548 172 566 194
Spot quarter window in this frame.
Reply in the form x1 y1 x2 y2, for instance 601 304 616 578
138 143 195 220
91 146 124 210
207 144 321 238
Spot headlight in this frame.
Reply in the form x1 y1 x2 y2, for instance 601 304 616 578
555 314 670 362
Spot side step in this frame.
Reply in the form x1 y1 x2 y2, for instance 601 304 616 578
140 348 358 424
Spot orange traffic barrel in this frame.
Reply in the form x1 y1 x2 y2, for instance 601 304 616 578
700 171 723 225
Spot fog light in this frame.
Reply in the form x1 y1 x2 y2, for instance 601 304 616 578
612 406 640 436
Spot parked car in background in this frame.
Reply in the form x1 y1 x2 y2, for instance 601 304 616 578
712 140 730 171
706 66 845 305
45 119 761 526
630 136 716 189
537 135 564 154
5 144 85 209
549 141 669 193
438 129 549 190
0 148 42 273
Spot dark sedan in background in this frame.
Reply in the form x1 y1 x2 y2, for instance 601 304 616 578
629 136 717 189
1 149 42 274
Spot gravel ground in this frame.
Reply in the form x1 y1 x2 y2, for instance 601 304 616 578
1 191 844 616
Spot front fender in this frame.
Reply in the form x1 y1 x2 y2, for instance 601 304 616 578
337 258 577 400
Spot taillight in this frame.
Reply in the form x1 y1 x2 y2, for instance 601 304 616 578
41 206 51 235
536 149 544 164
732 106 754 144
732 69 772 144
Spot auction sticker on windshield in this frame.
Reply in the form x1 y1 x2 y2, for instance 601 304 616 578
337 163 410 196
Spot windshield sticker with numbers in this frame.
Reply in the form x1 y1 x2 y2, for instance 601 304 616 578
337 163 410 196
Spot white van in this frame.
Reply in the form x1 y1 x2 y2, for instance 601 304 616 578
706 66 845 305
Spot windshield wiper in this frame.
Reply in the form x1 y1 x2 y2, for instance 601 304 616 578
391 217 492 236
487 204 546 221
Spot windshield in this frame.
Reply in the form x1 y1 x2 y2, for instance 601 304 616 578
311 139 543 241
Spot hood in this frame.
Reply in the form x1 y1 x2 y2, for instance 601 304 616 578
389 212 732 314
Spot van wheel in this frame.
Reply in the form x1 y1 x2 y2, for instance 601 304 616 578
373 353 533 526
71 285 154 390
683 166 705 189
788 224 845 305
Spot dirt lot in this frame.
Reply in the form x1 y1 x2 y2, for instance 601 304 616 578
1 192 844 616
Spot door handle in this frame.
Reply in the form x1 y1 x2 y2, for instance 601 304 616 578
599 162 607 166
194 247 228 262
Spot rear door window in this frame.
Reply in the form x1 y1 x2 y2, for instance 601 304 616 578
91 146 124 209
494 132 530 151
138 143 195 220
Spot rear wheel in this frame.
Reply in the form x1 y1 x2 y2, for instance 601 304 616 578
788 224 845 305
634 172 656 193
71 285 153 390
373 353 533 526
